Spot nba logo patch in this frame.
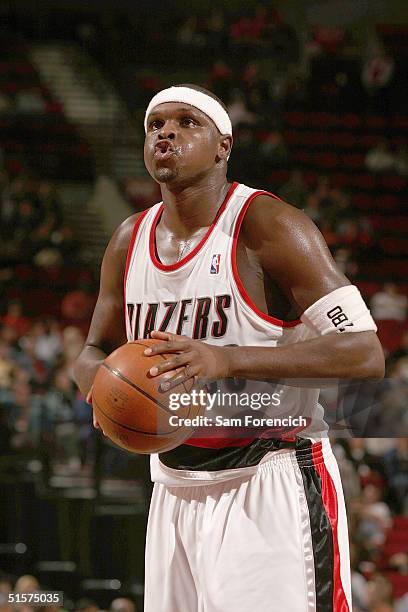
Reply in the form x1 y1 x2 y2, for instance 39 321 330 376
210 254 221 274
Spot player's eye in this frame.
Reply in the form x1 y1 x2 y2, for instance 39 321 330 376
180 117 197 126
149 119 163 130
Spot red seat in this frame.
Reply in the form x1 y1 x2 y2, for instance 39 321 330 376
383 572 408 599
315 152 338 168
307 131 328 146
342 113 360 129
331 132 356 148
393 516 408 530
380 194 400 210
360 134 381 148
349 173 376 190
354 193 373 210
380 237 408 255
284 111 306 127
365 115 387 129
375 320 406 353
341 153 365 169
331 172 349 188
378 175 406 191
356 281 380 297
392 116 408 129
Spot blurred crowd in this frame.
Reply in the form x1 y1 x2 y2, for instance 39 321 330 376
0 171 76 270
332 438 408 612
0 4 407 608
0 572 138 612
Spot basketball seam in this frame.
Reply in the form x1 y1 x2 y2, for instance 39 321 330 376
102 362 174 415
93 396 182 435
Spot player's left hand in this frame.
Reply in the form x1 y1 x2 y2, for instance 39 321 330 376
144 330 232 391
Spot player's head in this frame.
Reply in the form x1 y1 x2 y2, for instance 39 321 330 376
143 84 233 185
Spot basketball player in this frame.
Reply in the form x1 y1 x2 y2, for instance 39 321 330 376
74 85 384 611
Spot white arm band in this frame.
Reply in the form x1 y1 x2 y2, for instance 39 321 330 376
300 285 377 335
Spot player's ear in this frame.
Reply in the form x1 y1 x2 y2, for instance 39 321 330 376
216 135 233 163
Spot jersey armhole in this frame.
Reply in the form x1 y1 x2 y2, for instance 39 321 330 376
123 209 150 319
231 190 301 329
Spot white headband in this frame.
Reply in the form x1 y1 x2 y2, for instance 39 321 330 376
144 86 232 136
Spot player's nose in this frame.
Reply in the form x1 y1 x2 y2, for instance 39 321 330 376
158 121 176 140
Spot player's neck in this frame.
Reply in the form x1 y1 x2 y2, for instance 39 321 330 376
160 177 230 237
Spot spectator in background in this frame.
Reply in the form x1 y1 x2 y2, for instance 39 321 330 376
123 176 159 211
365 138 395 173
61 282 95 323
394 144 408 177
227 125 259 186
383 437 408 514
35 367 79 470
389 329 408 364
356 484 392 549
362 41 395 115
349 542 369 612
207 60 233 106
242 61 271 115
304 175 343 221
333 247 358 279
370 282 408 321
110 597 137 612
204 8 226 52
278 169 308 209
61 326 84 377
0 574 13 612
227 89 258 128
177 16 201 47
31 319 62 366
0 339 15 389
1 300 31 339
365 574 394 612
373 357 408 438
0 92 13 114
15 87 45 114
16 334 48 389
303 195 321 225
260 129 289 169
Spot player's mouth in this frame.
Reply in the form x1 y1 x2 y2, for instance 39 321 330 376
154 141 176 161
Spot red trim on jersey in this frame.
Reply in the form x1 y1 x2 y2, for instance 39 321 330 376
124 210 150 319
312 442 350 612
149 181 239 272
231 190 301 328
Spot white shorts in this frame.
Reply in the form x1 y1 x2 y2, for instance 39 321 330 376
144 439 352 612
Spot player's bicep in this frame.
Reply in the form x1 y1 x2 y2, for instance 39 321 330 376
243 195 350 315
272 216 350 314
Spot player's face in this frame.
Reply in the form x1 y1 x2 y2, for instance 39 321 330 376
144 102 222 184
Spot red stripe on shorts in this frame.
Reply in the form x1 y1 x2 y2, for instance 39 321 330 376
312 441 350 612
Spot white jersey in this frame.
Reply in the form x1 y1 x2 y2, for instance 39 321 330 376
124 182 327 482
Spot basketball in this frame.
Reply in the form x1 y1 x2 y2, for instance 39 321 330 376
92 339 204 454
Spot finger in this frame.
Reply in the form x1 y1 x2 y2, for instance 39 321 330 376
86 386 93 404
149 352 194 377
159 364 200 392
144 338 190 357
150 330 175 341
93 411 100 429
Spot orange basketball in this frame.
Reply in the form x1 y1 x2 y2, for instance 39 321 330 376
92 340 204 454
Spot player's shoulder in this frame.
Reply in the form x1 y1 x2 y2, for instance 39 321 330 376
111 209 149 251
241 190 316 246
103 209 150 267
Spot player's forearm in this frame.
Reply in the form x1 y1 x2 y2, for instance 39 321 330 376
226 332 385 381
73 344 107 397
